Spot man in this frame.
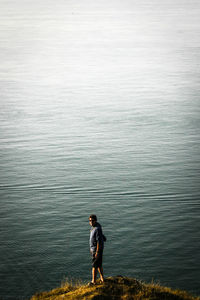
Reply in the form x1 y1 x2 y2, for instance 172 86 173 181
89 214 104 284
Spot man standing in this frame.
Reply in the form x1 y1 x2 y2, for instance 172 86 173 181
89 214 104 284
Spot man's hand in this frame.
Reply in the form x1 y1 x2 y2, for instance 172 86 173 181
95 241 99 258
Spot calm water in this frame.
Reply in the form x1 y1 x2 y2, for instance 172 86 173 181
0 0 200 299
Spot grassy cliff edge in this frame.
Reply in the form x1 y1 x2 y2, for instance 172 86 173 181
30 276 199 300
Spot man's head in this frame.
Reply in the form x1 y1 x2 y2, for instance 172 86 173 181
89 214 97 226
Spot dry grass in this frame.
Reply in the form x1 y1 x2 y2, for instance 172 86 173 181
30 276 199 300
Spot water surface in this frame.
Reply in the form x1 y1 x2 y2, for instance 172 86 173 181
0 0 200 299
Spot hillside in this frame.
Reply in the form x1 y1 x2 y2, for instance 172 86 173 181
30 276 199 300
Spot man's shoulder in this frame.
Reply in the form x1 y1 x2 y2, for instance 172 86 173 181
92 223 101 232
96 222 102 228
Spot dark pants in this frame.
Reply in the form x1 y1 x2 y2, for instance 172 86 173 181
92 251 103 269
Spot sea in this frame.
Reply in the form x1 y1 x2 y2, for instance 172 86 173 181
0 0 200 299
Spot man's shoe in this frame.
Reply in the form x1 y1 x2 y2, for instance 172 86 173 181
87 282 96 286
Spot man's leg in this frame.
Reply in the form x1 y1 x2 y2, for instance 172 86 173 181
92 267 97 284
98 266 104 282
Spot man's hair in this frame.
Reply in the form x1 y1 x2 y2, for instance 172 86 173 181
89 214 97 221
